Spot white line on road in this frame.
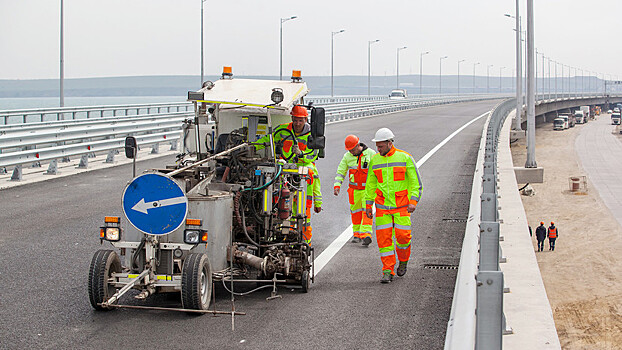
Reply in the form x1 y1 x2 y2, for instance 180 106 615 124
313 110 490 276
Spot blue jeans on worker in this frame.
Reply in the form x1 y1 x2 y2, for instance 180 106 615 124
537 240 545 252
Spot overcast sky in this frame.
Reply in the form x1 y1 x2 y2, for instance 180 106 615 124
2 0 621 80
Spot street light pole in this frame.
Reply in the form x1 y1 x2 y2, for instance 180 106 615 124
396 46 407 89
525 0 537 168
419 51 430 96
331 29 345 97
547 57 551 100
574 67 578 98
581 68 584 97
280 16 297 80
60 0 64 107
506 11 522 129
439 56 448 94
457 59 465 95
200 0 207 86
535 49 538 97
487 64 493 93
473 62 480 94
368 39 380 96
499 66 505 93
561 64 564 97
540 53 546 99
554 60 558 99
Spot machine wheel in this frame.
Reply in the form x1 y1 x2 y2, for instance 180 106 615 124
301 270 310 293
181 253 212 311
88 249 122 310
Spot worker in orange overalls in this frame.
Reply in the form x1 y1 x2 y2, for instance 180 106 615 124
334 135 376 246
547 222 558 251
365 128 422 283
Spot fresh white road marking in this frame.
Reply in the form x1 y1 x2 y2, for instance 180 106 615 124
312 111 490 275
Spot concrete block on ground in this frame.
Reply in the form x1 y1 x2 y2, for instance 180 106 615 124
510 130 526 140
514 167 544 184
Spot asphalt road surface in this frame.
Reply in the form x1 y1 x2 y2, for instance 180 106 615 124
0 99 502 349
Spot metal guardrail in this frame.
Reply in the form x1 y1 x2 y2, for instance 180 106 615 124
0 94 504 180
444 98 516 350
0 102 193 125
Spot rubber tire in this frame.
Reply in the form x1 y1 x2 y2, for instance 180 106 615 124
301 270 310 293
88 249 122 311
181 253 212 311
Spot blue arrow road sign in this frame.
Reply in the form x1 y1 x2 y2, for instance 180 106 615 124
122 173 188 235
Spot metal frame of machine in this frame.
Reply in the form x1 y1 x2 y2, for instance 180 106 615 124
88 68 326 315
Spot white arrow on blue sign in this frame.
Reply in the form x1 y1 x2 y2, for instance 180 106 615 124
122 173 188 235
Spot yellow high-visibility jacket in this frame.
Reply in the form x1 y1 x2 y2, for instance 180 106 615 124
309 163 323 208
365 146 422 210
334 146 376 190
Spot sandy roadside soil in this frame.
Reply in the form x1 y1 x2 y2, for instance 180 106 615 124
511 115 622 349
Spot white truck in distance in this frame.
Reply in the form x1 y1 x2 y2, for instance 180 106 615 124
574 110 585 124
580 106 590 121
612 112 621 125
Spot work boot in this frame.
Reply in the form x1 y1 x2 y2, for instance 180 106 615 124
380 272 393 284
351 237 361 243
362 237 372 247
396 261 408 276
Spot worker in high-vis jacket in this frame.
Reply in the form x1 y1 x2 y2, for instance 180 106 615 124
255 105 322 244
365 128 422 283
255 105 320 167
547 222 558 251
334 134 376 246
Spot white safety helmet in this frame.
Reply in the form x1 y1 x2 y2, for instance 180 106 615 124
371 127 395 142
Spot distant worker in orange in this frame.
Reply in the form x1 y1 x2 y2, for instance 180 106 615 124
547 222 558 251
334 135 376 246
365 128 423 283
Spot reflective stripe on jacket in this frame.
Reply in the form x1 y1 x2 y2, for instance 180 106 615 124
334 146 376 190
310 163 322 207
548 226 558 238
365 146 422 210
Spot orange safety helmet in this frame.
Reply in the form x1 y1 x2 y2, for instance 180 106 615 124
291 105 308 118
550 222 555 225
345 134 359 150
540 221 544 225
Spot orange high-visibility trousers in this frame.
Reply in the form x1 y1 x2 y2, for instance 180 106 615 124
348 187 372 240
303 196 313 244
375 207 412 274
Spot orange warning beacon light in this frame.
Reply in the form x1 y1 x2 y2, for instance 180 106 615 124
222 66 233 79
291 70 302 82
